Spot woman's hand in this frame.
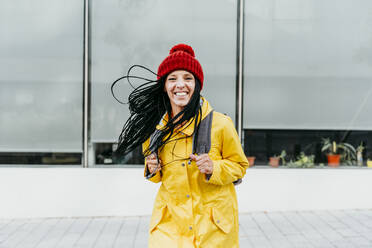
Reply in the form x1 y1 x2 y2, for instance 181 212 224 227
146 153 162 174
190 153 213 175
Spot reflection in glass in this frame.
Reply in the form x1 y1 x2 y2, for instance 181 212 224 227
0 1 84 153
243 0 372 166
243 0 372 130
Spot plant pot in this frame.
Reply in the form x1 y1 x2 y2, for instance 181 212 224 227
367 160 372 168
247 156 256 167
327 154 340 167
269 157 280 167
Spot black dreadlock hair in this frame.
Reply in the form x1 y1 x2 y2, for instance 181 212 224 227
111 65 202 159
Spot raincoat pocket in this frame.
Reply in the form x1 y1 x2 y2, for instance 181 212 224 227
149 204 167 233
211 207 233 234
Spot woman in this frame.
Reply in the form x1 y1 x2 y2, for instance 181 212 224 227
115 44 249 247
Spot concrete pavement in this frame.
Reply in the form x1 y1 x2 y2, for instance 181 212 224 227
1 209 372 248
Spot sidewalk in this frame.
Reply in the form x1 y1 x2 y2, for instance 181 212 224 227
0 209 371 248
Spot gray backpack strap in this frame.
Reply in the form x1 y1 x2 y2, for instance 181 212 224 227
193 110 242 186
148 114 166 153
146 129 162 179
193 110 213 154
233 178 242 186
149 129 162 153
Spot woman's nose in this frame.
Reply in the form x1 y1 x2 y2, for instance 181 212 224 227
175 79 186 88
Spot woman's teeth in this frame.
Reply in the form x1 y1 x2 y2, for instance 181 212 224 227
175 92 187 96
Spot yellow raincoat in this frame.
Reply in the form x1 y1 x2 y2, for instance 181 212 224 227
143 98 249 248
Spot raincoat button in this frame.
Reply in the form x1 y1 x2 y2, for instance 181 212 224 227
188 160 191 165
186 194 190 198
181 163 185 166
217 220 220 223
189 226 192 230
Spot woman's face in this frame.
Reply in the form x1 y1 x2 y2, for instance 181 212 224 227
165 70 195 115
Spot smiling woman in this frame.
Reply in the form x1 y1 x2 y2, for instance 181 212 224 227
114 44 249 247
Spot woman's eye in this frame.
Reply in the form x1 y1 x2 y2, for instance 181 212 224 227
185 77 192 80
168 78 176 81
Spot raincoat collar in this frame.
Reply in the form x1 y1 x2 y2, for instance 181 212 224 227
156 97 213 136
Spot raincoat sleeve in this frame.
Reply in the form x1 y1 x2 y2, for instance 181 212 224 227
142 139 162 183
207 116 249 185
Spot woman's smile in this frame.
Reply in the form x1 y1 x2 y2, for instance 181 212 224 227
174 91 188 96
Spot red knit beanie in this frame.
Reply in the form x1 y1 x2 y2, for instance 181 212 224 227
157 44 204 90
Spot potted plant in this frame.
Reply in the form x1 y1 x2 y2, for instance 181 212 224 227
321 138 356 167
356 143 365 166
269 150 286 167
367 159 372 168
246 155 256 167
269 156 279 167
286 152 315 168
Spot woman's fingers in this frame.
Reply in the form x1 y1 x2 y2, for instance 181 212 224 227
147 153 156 160
198 163 212 173
195 157 208 166
189 153 197 161
149 165 161 174
146 157 157 164
190 153 213 174
146 156 162 174
199 166 212 174
148 163 161 173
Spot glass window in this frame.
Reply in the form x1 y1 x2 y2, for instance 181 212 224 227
244 0 372 130
0 1 84 154
243 0 372 166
